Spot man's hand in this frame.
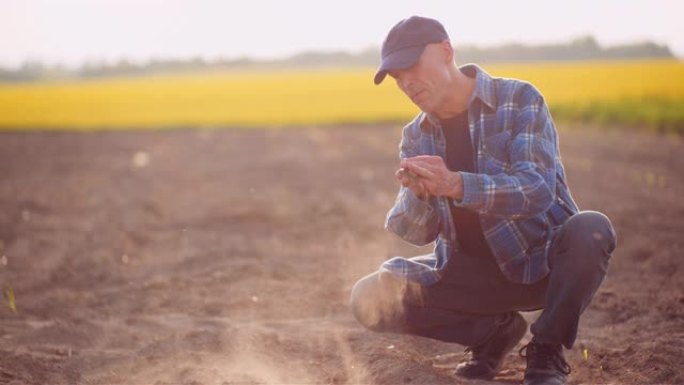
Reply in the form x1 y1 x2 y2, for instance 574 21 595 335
396 167 430 200
399 155 464 200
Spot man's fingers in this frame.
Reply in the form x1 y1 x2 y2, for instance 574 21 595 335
400 175 421 191
408 162 436 180
411 155 440 163
406 155 442 167
403 156 445 180
396 171 418 191
395 168 428 197
398 175 413 188
396 167 413 179
401 155 438 168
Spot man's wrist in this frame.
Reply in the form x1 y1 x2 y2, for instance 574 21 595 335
448 171 464 201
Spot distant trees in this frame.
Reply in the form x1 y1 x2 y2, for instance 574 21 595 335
0 36 675 82
455 36 673 62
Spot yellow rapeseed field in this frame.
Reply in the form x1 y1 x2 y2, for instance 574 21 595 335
0 59 682 131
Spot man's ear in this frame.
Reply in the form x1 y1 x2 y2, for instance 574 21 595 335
443 40 454 64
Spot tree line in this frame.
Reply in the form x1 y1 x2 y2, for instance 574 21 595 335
0 36 674 82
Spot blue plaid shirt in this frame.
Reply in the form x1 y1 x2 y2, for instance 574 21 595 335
382 64 580 285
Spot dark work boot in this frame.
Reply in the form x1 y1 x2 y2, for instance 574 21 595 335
454 312 527 380
520 339 571 385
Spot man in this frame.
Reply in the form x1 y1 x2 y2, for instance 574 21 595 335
350 16 617 385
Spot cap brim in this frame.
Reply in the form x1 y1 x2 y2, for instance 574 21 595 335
373 45 427 85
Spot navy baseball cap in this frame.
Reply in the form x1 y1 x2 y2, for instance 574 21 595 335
374 16 449 85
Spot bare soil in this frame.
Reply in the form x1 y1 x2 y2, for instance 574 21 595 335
0 125 682 384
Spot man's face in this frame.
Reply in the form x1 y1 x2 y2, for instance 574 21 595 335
387 42 452 114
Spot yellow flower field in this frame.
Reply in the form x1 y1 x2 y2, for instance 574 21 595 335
0 59 682 132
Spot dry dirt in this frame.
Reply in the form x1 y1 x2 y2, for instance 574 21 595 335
0 125 682 385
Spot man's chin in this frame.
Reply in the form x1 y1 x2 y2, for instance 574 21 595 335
418 105 434 114
410 99 427 112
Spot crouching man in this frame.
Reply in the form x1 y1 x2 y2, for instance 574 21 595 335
350 16 617 385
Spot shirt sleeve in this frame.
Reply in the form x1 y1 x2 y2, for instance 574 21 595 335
384 121 440 245
453 95 557 218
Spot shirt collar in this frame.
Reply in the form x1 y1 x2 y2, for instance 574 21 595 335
462 63 497 110
419 63 497 132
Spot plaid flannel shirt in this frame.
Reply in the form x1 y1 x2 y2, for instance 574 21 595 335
382 64 580 285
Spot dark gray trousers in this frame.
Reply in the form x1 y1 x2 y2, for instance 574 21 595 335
350 211 617 349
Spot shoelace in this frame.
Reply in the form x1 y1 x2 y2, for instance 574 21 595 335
519 342 571 375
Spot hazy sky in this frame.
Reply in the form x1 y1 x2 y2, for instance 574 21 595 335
1 0 682 68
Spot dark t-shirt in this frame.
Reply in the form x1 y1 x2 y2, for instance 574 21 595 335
440 110 495 258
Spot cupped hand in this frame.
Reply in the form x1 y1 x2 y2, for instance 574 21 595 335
399 156 463 200
395 167 430 200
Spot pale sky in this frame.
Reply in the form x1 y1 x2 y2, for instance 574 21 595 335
1 0 682 69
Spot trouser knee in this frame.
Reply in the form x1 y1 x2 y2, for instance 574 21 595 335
350 271 410 332
552 210 617 272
